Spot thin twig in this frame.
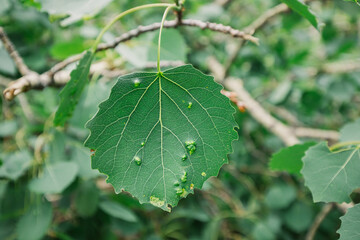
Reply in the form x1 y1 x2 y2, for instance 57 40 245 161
294 127 339 141
3 19 258 101
224 78 300 146
305 203 334 240
221 89 339 141
223 3 289 77
0 27 31 76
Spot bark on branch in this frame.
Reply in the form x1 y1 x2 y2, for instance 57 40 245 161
2 19 258 101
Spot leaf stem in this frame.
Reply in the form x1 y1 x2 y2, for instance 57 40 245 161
329 141 360 151
92 3 174 53
157 5 175 73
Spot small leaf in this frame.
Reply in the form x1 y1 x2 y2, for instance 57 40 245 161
54 50 94 126
85 65 238 211
301 142 360 203
340 118 360 142
16 201 53 240
281 0 323 30
29 162 78 194
75 181 99 217
99 200 138 222
337 204 360 240
269 142 316 176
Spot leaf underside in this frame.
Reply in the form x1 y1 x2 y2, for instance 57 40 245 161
85 64 238 211
337 203 360 240
54 50 94 126
301 142 360 203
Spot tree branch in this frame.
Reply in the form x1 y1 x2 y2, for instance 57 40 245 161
0 27 31 76
305 203 334 240
223 79 340 144
224 78 300 146
3 19 258 101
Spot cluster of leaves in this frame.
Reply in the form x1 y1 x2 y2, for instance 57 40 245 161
0 0 360 239
270 119 360 239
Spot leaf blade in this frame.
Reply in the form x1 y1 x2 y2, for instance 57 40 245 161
338 204 360 240
301 142 360 203
269 141 316 176
54 50 94 126
85 65 238 211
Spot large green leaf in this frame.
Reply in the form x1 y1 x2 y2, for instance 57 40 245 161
16 201 53 240
54 50 94 126
269 142 316 176
301 142 360 203
29 162 78 194
338 204 360 240
281 0 322 30
85 65 237 211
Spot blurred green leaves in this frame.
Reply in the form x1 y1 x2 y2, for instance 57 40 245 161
0 151 32 181
16 201 53 240
117 29 187 68
35 0 113 26
29 162 78 194
99 200 138 222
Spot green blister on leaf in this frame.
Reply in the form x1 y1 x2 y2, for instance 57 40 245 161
85 64 238 211
54 50 94 126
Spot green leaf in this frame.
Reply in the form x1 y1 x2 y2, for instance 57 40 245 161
338 204 360 240
54 50 94 126
16 201 53 240
280 0 323 30
283 202 313 233
75 181 99 218
99 200 138 222
85 65 237 211
265 183 297 209
29 162 78 194
301 142 360 203
269 142 316 176
0 151 32 181
340 118 360 142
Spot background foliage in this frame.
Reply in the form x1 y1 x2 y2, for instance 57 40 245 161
0 0 359 239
